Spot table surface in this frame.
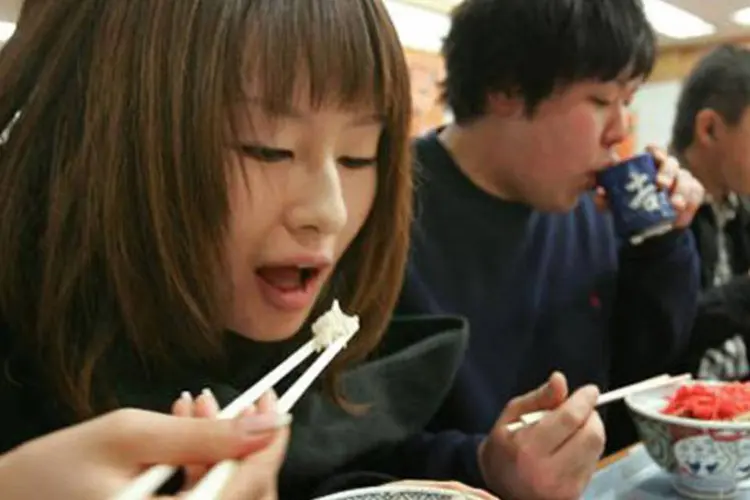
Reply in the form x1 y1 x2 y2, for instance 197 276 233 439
586 445 683 499
587 444 750 499
597 446 637 469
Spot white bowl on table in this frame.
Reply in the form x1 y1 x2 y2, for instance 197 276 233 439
314 485 486 500
625 380 750 499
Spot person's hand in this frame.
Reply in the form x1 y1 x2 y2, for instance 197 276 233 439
172 388 289 500
646 145 704 229
478 372 605 500
172 389 223 487
390 480 499 499
0 406 289 500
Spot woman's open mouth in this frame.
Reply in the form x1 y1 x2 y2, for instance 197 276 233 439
255 264 324 312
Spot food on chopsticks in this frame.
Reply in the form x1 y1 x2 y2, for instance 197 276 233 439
662 382 750 421
311 299 360 351
119 299 361 500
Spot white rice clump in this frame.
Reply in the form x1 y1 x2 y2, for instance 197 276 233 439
311 300 360 352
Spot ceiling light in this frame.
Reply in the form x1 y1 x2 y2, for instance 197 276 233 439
385 0 715 51
642 0 715 39
382 0 450 53
732 7 750 26
0 21 15 42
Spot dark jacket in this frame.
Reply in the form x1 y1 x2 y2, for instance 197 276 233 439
0 315 469 499
676 197 750 379
692 197 750 288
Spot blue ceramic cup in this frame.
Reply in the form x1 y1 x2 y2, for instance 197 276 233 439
597 153 676 245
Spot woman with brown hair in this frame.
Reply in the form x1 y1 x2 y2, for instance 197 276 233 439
0 0 470 498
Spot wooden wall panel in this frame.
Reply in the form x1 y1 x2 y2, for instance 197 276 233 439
404 48 446 136
651 37 750 83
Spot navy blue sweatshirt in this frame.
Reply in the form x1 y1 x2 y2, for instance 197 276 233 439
389 130 700 487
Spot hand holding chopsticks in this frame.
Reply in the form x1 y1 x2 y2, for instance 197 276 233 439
114 300 359 500
183 328 355 500
506 372 692 432
477 372 691 498
0 408 284 500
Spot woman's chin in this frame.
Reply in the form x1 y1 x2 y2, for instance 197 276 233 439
227 316 307 343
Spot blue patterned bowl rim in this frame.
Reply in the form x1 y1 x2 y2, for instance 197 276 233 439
624 380 750 431
313 485 485 500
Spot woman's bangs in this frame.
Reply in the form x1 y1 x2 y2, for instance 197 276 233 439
238 0 404 118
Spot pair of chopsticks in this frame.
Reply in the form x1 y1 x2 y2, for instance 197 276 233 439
506 373 692 432
114 326 357 500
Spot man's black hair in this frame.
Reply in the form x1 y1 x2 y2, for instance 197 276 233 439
441 0 656 122
671 44 750 155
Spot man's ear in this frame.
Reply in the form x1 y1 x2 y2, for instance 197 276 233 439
694 108 724 146
487 91 525 118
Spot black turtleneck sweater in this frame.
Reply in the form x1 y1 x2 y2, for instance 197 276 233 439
0 314 469 499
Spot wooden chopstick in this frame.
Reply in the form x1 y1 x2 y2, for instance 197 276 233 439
506 373 692 432
183 327 357 500
113 340 322 500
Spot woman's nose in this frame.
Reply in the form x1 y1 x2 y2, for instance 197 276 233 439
286 159 348 240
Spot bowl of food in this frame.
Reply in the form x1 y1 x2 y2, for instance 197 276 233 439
625 380 750 499
313 485 488 500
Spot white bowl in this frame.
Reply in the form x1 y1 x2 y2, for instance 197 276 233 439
314 485 486 500
625 380 750 499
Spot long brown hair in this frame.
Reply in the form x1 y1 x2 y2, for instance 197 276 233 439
0 0 412 419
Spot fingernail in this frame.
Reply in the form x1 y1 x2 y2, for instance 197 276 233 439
201 387 214 399
266 389 279 404
235 412 292 436
180 391 193 402
584 385 600 400
671 193 686 209
547 371 563 387
657 174 671 185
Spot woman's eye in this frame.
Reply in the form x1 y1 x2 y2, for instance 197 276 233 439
240 144 293 163
339 156 377 169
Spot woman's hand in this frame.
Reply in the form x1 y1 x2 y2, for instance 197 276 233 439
172 388 289 500
0 405 289 499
